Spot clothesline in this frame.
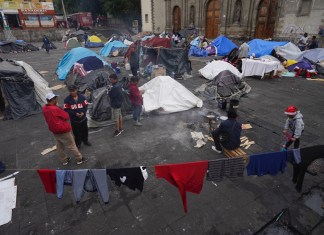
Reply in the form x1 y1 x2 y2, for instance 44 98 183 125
0 157 240 171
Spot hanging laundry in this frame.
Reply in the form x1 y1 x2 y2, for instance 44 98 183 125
56 170 73 198
73 169 109 204
293 145 324 192
287 148 301 164
206 157 244 182
37 169 57 194
155 161 208 213
246 151 287 176
107 166 148 192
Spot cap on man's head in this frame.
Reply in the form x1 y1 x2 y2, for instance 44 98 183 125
45 93 58 101
227 110 238 119
68 85 77 91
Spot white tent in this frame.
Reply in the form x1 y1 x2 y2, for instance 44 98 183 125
139 76 203 113
16 61 52 106
198 61 242 80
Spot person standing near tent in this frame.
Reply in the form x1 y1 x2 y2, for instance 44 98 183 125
108 74 124 136
238 42 249 59
211 111 242 153
64 85 92 149
283 106 304 149
128 76 144 126
297 33 309 51
129 41 140 76
308 36 319 49
42 93 88 165
43 35 50 53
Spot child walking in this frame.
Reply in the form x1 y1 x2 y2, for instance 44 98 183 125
128 76 144 126
283 105 304 149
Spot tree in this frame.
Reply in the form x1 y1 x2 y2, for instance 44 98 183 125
99 0 141 25
53 0 105 16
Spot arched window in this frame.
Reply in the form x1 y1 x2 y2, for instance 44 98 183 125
189 5 195 27
233 0 242 24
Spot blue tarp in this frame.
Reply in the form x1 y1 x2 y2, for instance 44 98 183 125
189 46 209 57
210 35 238 56
99 41 128 57
56 47 108 81
248 39 288 58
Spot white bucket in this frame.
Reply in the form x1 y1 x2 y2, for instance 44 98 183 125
125 63 130 71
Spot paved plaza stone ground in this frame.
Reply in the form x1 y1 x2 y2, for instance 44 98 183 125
0 42 323 234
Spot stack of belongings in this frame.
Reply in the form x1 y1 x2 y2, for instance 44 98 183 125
189 36 214 57
0 59 51 120
274 42 324 78
0 41 39 53
85 35 104 48
196 61 251 103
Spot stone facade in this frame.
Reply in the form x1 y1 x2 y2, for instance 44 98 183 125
141 0 324 41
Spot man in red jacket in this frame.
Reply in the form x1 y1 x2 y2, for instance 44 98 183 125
128 76 144 126
42 93 88 165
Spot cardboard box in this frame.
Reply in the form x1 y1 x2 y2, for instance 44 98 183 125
151 65 166 78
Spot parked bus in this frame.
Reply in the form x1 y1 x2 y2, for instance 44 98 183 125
68 12 93 30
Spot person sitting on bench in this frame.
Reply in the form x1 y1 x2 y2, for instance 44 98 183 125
212 111 242 153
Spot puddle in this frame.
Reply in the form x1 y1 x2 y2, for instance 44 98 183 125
303 188 324 216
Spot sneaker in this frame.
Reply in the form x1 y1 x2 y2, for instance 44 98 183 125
212 146 222 153
134 121 143 126
84 141 92 146
62 156 71 166
114 130 121 137
76 157 89 165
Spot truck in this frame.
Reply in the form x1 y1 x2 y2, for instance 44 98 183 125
68 12 93 30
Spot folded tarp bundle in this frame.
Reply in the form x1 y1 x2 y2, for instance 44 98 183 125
139 76 203 113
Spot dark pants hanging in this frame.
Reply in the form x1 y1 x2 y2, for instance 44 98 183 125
71 120 88 146
285 138 300 149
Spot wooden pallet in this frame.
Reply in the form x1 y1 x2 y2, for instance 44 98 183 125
223 147 248 162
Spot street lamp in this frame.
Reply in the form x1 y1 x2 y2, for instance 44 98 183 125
61 0 69 28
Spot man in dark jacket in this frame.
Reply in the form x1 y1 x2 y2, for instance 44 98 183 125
129 42 140 76
108 74 124 136
128 76 144 126
212 111 242 153
43 35 50 53
42 92 87 165
64 85 91 149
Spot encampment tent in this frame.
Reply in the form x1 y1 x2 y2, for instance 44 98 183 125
195 70 251 101
56 47 108 81
142 37 171 48
248 39 288 58
139 76 203 113
210 35 238 56
0 59 51 120
142 47 192 77
65 38 82 49
100 41 128 57
199 60 242 80
85 35 104 48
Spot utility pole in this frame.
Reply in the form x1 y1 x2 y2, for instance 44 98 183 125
0 9 16 41
61 0 69 29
